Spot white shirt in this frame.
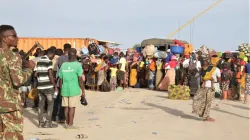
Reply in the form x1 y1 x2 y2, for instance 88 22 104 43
183 59 190 68
194 60 201 70
119 57 126 72
183 60 201 70
205 67 221 88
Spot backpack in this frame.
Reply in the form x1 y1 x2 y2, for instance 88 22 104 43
188 61 198 75
221 70 231 81
88 43 99 55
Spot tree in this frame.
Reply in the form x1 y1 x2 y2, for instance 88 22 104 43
133 44 141 49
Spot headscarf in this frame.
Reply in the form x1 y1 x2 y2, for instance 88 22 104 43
171 55 177 60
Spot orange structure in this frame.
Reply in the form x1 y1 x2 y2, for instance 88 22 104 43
18 37 98 52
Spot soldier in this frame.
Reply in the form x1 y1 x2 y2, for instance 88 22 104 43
0 25 35 140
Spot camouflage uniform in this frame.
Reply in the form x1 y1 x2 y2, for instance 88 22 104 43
0 48 33 140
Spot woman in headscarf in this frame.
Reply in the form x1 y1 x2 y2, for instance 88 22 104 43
155 59 164 90
129 56 139 87
158 55 177 91
192 60 217 122
95 55 108 91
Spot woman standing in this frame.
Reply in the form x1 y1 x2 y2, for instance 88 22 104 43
244 57 250 104
158 56 177 91
95 55 108 91
155 59 164 90
129 57 139 87
193 60 219 122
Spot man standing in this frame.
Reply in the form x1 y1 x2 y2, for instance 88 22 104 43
59 48 85 129
0 25 35 139
32 49 45 109
34 48 58 128
52 43 71 123
118 52 127 90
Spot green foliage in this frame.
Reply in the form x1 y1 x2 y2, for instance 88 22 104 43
133 44 141 49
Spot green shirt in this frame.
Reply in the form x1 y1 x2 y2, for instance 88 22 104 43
59 61 83 97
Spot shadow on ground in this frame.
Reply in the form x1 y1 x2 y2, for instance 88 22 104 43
120 107 154 111
144 103 201 121
23 109 39 127
155 95 168 99
211 108 250 120
223 103 250 110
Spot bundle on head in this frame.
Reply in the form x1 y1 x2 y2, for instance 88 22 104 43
198 45 210 58
142 44 155 58
238 43 250 57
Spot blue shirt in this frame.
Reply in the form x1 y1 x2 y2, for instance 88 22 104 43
246 63 250 74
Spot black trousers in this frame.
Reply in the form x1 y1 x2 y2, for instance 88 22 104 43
52 89 65 121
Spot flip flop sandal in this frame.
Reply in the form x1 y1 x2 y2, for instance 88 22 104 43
76 134 88 139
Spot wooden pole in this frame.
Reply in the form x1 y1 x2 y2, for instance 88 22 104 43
166 0 223 39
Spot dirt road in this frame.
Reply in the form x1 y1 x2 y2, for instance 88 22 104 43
24 89 250 140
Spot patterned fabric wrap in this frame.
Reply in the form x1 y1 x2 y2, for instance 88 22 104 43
193 88 215 119
168 85 190 100
245 73 250 95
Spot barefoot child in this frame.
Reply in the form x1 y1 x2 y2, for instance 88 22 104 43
110 64 118 91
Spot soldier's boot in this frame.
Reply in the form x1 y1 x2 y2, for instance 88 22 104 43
38 121 44 128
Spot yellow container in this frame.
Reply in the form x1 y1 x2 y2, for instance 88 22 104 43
18 37 97 53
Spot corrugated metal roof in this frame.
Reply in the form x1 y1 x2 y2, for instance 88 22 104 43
141 38 188 47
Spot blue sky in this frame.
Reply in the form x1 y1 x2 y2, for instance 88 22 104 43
0 0 249 51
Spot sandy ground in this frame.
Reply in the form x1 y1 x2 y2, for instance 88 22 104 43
23 89 250 140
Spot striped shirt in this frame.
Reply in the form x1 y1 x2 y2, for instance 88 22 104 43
34 55 54 90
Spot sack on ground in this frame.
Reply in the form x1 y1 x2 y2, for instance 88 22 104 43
100 80 111 92
168 85 190 100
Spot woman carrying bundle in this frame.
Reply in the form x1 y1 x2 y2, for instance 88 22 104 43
192 60 220 122
158 55 177 91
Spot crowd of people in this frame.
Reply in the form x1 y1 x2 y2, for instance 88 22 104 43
0 24 250 140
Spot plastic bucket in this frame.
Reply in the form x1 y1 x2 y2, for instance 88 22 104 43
170 46 184 54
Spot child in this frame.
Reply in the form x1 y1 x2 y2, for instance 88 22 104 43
110 64 118 91
221 63 232 100
235 65 243 100
117 64 123 90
